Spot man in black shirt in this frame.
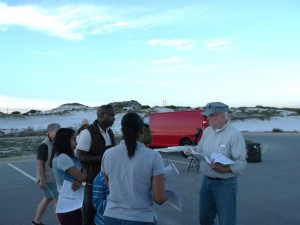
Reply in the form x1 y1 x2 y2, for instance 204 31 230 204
32 123 61 225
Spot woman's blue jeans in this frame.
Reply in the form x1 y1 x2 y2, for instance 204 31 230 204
199 176 238 225
104 216 156 225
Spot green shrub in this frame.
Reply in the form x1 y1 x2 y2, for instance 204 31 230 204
141 105 151 109
166 105 177 109
23 109 41 115
19 128 45 137
272 128 283 132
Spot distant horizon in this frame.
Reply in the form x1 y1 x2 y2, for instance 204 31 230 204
1 100 299 114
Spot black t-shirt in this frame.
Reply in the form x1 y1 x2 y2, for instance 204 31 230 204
36 143 48 161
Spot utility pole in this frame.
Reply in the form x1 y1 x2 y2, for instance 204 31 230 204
163 99 166 107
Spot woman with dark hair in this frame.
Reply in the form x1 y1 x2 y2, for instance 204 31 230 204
50 128 87 225
101 112 167 225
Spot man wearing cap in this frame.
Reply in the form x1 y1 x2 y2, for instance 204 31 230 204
33 123 61 225
195 102 246 225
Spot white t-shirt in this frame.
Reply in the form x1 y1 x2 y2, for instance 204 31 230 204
76 125 112 152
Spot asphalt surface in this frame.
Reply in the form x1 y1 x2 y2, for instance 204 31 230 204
0 133 299 225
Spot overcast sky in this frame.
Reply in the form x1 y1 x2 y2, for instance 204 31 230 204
1 0 300 112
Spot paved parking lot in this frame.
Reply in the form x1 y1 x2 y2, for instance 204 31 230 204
1 133 300 225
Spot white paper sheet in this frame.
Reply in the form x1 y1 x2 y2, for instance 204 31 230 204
210 152 234 165
164 163 180 179
190 148 211 163
56 180 84 213
190 149 234 165
165 189 182 212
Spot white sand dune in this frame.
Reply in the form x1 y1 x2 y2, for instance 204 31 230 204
1 108 299 134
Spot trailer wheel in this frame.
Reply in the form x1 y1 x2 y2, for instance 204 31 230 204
180 139 193 158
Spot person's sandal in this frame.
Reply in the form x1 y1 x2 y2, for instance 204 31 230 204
32 221 45 225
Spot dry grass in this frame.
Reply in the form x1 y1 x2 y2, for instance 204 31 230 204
0 134 123 158
0 136 44 158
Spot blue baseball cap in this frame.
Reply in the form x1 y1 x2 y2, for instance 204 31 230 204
202 102 229 116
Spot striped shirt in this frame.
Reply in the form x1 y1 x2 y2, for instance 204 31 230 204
92 171 109 225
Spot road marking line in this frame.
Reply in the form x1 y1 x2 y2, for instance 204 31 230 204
7 163 36 182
